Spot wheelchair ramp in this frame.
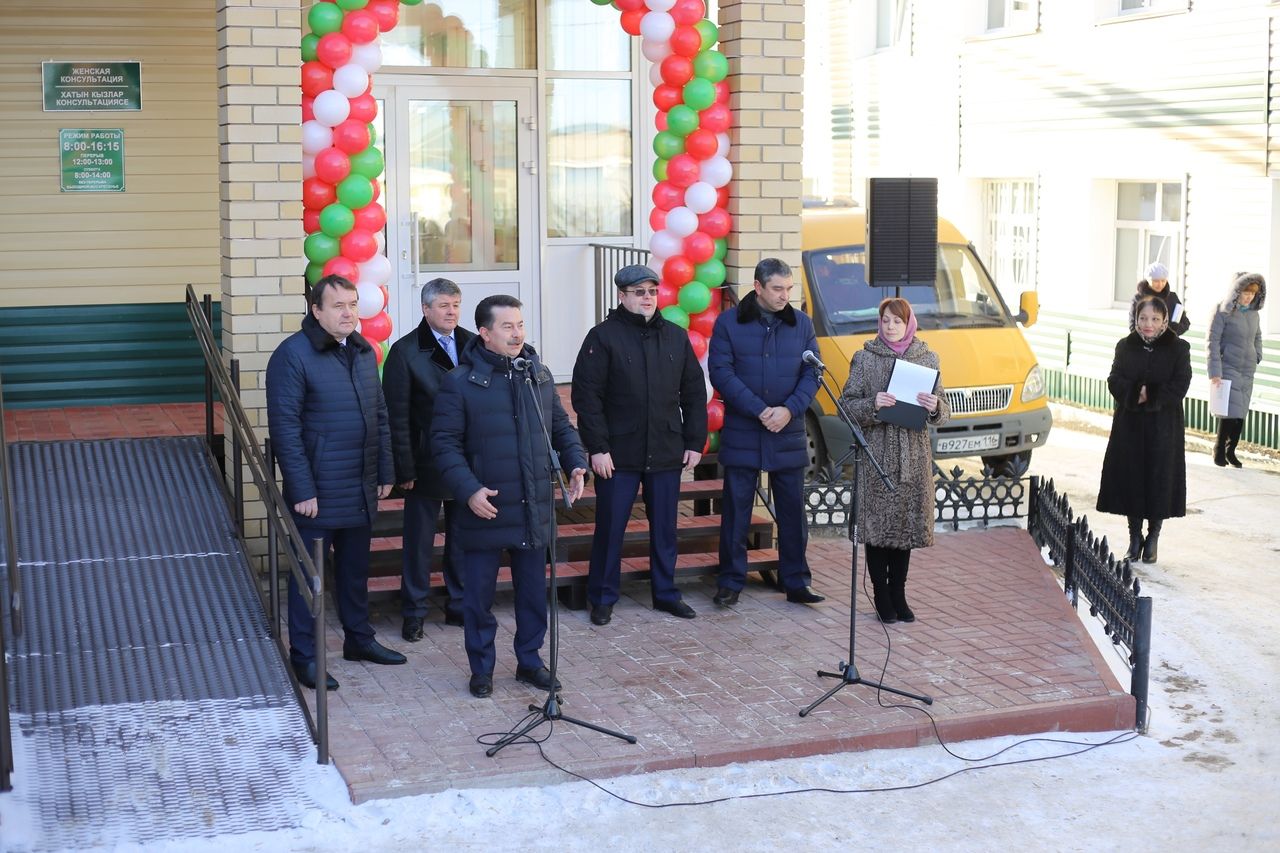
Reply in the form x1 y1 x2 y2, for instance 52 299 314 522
3 438 331 850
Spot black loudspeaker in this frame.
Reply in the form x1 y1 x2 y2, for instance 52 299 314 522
866 177 938 287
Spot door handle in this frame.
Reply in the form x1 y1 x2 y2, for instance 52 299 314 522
408 211 420 278
523 160 537 175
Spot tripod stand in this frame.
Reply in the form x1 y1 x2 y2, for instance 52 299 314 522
799 363 933 717
486 361 636 757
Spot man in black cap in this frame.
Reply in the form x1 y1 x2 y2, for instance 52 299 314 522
571 264 708 625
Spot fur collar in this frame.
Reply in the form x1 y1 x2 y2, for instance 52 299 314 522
302 312 371 353
736 291 797 326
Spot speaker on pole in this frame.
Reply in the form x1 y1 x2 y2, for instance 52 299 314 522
866 177 938 288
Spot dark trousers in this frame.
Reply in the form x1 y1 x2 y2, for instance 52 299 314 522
401 491 464 618
289 524 374 667
718 465 811 592
587 468 681 607
462 547 548 677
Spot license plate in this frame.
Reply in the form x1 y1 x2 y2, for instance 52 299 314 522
936 434 1001 454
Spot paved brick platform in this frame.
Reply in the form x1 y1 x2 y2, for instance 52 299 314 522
3 403 220 442
304 527 1133 803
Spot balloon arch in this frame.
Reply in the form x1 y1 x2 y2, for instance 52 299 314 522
300 0 731 448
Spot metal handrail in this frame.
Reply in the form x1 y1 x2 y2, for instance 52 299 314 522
184 285 329 764
0 369 17 790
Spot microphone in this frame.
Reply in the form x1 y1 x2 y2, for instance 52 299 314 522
802 350 827 372
511 356 532 372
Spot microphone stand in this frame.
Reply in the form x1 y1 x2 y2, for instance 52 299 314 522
486 358 636 757
799 360 933 717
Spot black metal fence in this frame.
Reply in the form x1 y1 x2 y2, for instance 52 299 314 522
804 465 1029 530
0 370 17 791
589 243 652 325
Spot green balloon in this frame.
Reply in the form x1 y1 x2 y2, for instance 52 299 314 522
708 431 720 453
400 0 424 5
319 202 355 237
653 158 669 182
590 0 614 4
695 259 727 287
336 0 369 10
349 146 384 179
682 77 716 112
713 238 728 261
305 260 325 285
304 231 340 264
695 19 719 51
307 3 344 36
661 305 690 329
367 123 377 145
678 281 713 314
301 34 320 63
667 104 699 138
693 51 729 84
653 131 684 160
336 175 374 209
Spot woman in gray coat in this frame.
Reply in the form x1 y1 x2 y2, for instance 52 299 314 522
1207 273 1266 467
839 298 951 623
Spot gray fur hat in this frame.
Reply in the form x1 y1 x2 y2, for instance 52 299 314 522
1222 271 1266 311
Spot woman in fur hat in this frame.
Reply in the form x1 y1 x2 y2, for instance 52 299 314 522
1129 262 1190 337
1206 272 1267 467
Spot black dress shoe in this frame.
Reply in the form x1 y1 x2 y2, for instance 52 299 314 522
590 603 613 626
401 616 424 643
515 665 561 691
444 604 465 627
713 587 739 607
293 661 339 691
785 586 826 604
654 599 696 619
469 673 493 698
343 639 407 665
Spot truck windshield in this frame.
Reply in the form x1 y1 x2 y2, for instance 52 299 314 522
802 243 1013 333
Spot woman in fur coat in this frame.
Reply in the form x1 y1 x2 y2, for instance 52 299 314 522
1128 262 1190 337
1206 272 1266 467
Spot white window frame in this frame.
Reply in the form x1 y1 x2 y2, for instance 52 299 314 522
984 0 1038 34
983 179 1038 299
876 0 909 49
1112 180 1184 305
1096 0 1188 23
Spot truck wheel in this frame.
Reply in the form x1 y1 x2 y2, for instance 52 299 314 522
805 412 828 482
981 451 1031 478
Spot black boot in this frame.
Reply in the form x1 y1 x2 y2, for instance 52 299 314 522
1224 418 1244 468
1142 519 1162 564
1213 423 1229 467
888 554 915 623
866 552 896 624
1125 516 1144 562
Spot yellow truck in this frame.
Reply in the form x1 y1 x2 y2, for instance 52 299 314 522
799 207 1051 477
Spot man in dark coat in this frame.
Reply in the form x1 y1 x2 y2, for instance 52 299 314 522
571 264 708 626
431 295 588 698
382 277 476 640
707 258 825 607
266 274 404 691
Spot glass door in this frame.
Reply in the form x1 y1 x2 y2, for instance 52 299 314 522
380 79 538 343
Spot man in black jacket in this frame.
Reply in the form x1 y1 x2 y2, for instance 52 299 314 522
382 278 475 640
432 295 588 698
571 265 708 626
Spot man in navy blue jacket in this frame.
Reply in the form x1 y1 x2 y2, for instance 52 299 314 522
267 275 404 691
432 295 588 698
707 258 826 608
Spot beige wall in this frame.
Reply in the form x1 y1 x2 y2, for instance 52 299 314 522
0 1 220 307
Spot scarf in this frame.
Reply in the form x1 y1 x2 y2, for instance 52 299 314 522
879 310 918 356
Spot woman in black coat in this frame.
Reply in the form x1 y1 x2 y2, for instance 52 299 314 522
1097 295 1192 564
1128 263 1190 337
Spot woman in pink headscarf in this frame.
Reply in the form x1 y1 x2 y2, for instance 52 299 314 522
839 298 951 624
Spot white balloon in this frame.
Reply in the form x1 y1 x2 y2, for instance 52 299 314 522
641 37 671 64
648 62 665 88
302 120 333 155
666 206 698 238
716 132 731 158
645 0 677 12
685 182 717 215
351 41 382 74
302 153 316 179
639 11 675 43
649 229 682 260
313 90 351 127
332 63 369 99
356 282 383 319
701 156 733 188
358 253 392 286
698 353 713 401
374 230 385 251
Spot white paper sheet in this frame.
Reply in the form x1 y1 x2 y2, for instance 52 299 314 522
1172 303 1184 323
1209 379 1231 418
886 359 939 403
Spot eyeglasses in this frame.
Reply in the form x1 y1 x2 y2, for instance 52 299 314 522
625 287 660 297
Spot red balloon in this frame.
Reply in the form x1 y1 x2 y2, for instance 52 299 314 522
366 0 400 32
655 110 668 132
657 281 680 309
663 256 695 286
689 306 719 339
653 84 682 113
699 207 732 239
342 10 380 45
706 399 725 433
671 0 706 26
715 80 731 104
353 202 386 233
371 340 384 366
303 209 322 234
323 256 360 280
649 207 668 232
301 61 334 98
687 329 708 360
316 32 353 69
348 93 377 123
660 55 694 87
340 228 378 263
332 119 371 154
671 25 702 58
652 181 683 211
684 231 715 264
700 102 731 134
614 0 646 10
380 285 390 310
667 154 700 188
685 129 718 160
620 8 644 36
717 185 731 208
370 178 381 203
302 95 315 122
303 177 336 210
360 311 392 343
314 147 351 184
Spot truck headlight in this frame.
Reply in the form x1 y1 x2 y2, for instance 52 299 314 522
1021 364 1045 403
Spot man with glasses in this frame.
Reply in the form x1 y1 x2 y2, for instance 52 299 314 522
572 265 708 626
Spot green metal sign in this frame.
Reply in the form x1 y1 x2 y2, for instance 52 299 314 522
59 129 125 193
42 61 141 112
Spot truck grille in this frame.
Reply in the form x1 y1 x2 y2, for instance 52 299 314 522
944 385 1013 415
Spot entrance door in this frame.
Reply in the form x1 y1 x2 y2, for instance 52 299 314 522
380 79 538 344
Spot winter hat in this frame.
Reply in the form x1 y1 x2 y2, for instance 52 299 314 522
1234 272 1265 292
1145 262 1169 281
614 264 660 289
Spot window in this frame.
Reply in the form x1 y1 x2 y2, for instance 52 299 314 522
984 180 1037 298
1113 181 1182 303
876 0 908 49
545 79 632 238
1098 0 1188 19
986 0 1037 33
382 0 536 69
